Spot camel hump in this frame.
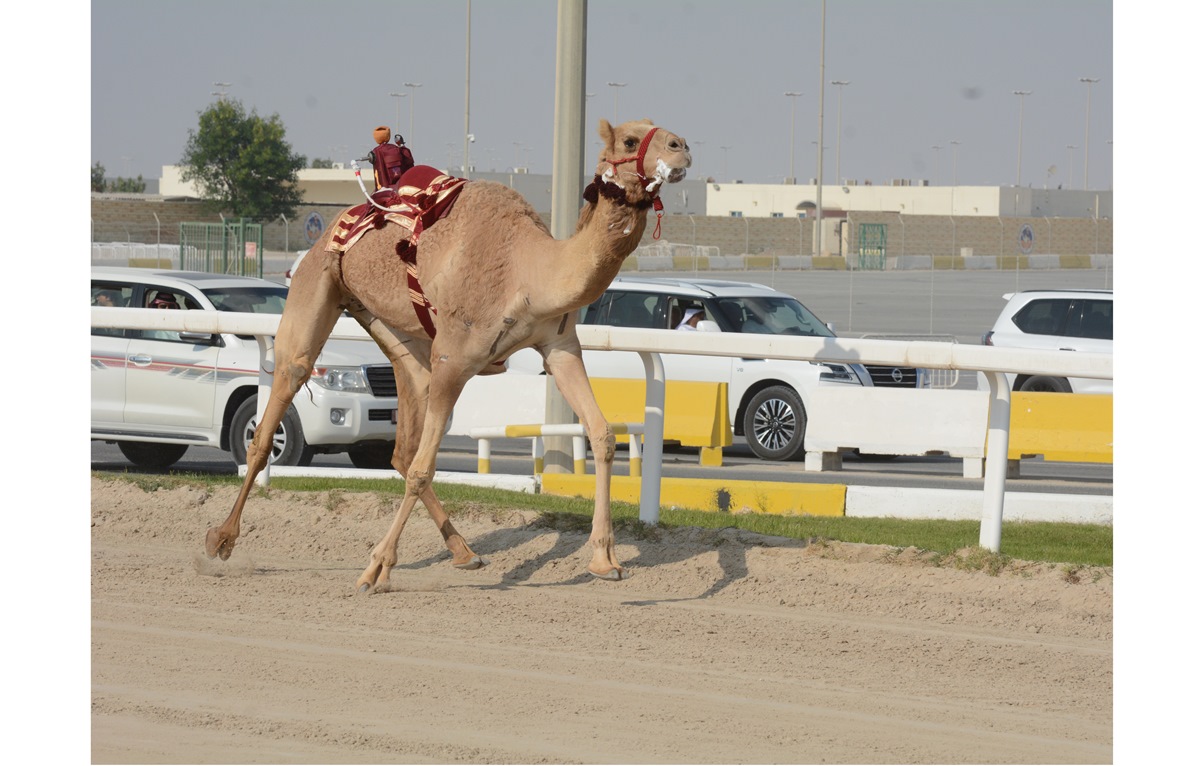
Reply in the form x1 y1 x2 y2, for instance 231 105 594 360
398 165 457 190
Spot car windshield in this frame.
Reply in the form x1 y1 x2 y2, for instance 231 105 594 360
713 296 834 337
204 286 289 315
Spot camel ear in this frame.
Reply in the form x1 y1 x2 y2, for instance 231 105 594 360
598 119 615 150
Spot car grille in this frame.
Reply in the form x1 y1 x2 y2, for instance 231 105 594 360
865 365 920 388
364 365 398 397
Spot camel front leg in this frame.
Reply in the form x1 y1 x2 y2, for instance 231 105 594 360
541 344 624 580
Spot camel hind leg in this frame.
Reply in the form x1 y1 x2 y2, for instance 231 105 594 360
204 258 344 560
344 309 485 592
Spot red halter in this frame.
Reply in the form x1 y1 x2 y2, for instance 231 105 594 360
604 127 665 239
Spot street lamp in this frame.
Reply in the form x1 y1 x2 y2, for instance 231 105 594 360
719 145 732 180
404 82 422 143
830 80 850 182
388 92 407 135
950 140 961 185
784 91 802 184
1080 77 1100 190
606 81 626 121
212 81 231 101
1012 90 1031 186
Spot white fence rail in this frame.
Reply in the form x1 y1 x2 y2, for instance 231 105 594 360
91 307 1113 552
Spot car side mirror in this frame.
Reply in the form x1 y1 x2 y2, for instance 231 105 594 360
825 322 836 333
696 320 721 333
179 331 218 345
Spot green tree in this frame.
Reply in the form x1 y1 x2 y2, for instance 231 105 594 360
180 99 306 222
311 157 333 169
91 161 106 192
106 175 146 193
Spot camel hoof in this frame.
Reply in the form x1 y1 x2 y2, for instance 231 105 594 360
204 527 228 560
453 556 488 570
589 567 626 581
357 582 373 594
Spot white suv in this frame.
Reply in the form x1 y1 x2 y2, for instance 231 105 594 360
508 277 924 461
980 289 1113 394
91 267 400 469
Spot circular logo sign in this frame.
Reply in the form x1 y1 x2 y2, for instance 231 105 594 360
1018 224 1034 255
304 212 325 246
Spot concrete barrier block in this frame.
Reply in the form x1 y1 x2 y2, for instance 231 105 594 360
805 388 988 460
845 486 1112 524
777 255 810 270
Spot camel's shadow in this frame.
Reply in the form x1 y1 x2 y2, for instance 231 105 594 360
394 517 811 601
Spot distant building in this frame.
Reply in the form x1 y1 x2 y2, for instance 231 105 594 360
158 165 1111 221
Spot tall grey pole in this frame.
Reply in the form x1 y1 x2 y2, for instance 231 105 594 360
543 0 588 473
815 0 826 256
1013 90 1030 186
462 1 471 178
1080 77 1099 190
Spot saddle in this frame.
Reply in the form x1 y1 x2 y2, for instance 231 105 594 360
327 166 467 339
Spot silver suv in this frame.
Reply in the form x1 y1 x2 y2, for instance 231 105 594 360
508 277 924 461
91 267 401 469
980 289 1113 394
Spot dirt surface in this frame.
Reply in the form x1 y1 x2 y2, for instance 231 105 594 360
91 477 1112 764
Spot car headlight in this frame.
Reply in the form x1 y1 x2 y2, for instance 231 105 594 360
817 362 858 383
310 366 370 393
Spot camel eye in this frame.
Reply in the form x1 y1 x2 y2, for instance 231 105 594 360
623 138 638 149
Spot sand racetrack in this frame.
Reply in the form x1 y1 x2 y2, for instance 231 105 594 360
91 477 1112 764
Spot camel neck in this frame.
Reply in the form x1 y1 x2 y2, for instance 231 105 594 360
524 193 650 316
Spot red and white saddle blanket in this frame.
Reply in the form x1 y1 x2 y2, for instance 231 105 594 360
326 165 467 338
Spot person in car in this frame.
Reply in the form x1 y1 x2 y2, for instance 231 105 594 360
146 291 181 339
149 292 179 309
676 307 704 331
93 290 120 307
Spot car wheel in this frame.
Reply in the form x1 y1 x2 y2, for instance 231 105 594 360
117 441 188 469
348 443 396 470
743 385 807 461
1019 375 1072 393
230 397 314 467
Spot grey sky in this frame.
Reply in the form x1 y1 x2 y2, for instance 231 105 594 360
91 0 1112 189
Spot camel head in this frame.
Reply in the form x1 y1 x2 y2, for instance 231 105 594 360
594 119 691 203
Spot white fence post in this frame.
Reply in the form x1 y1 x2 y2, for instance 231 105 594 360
979 370 1012 551
638 351 666 525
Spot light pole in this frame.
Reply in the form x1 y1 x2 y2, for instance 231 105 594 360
462 0 472 178
1080 77 1100 190
784 91 802 184
1012 90 1031 186
830 80 850 183
931 145 941 185
1066 144 1077 188
606 81 626 121
404 82 422 143
950 140 961 185
719 145 732 180
212 81 231 101
388 92 406 135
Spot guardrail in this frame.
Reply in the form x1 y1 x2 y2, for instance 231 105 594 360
91 306 1113 552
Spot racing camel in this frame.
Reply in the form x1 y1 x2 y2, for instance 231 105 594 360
205 119 691 590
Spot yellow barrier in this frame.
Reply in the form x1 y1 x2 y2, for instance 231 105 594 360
591 379 732 466
541 474 846 517
1002 392 1113 463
